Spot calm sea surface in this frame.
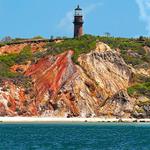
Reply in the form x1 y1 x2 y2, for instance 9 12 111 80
0 122 150 150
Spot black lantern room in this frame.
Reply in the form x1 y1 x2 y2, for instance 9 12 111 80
75 5 82 16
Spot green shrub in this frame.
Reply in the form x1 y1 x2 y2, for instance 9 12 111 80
0 54 17 66
45 35 96 62
16 45 32 64
122 54 144 66
142 54 150 63
32 36 44 39
0 61 18 78
0 46 32 78
127 82 150 98
0 43 5 47
44 34 150 67
127 87 137 96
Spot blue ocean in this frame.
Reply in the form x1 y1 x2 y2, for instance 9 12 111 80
0 123 150 150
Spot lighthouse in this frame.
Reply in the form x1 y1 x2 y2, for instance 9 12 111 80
73 5 84 38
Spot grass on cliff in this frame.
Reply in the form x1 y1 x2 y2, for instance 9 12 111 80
0 45 32 78
45 35 97 63
127 75 150 98
42 34 150 66
1 34 150 66
128 82 150 98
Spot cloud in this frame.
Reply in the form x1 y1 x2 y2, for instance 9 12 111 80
58 10 74 33
84 2 102 16
136 0 150 35
58 2 103 34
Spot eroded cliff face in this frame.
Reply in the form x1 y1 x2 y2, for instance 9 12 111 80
76 42 134 117
0 42 135 117
0 80 37 116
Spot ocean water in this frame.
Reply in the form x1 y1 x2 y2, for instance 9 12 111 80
0 123 150 150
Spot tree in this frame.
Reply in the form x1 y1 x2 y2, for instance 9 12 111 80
1 36 12 42
138 36 145 41
50 35 54 40
104 32 111 37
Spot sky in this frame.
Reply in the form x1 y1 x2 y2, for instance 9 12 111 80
0 0 150 39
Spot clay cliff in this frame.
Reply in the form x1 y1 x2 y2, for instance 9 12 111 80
0 42 136 118
0 42 46 55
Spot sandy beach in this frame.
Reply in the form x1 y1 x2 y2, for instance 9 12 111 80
0 117 150 123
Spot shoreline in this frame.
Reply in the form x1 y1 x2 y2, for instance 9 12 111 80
0 117 150 123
